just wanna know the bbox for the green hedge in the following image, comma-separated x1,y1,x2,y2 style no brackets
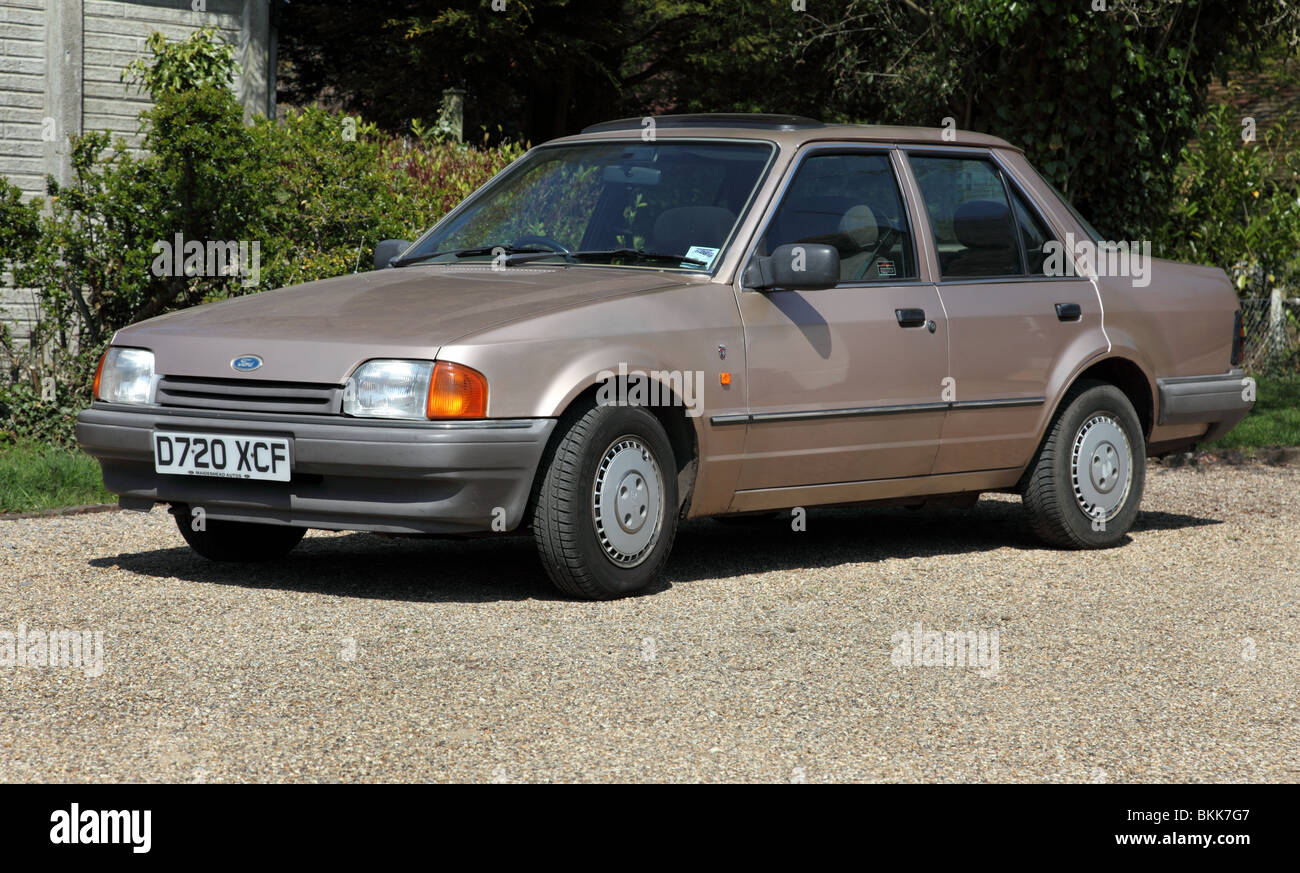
1160,103,1300,297
0,29,523,447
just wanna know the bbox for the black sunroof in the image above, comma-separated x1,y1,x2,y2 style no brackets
583,114,824,133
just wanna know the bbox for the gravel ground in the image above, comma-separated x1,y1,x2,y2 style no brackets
1,464,1296,783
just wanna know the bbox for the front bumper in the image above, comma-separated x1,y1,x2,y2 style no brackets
1156,369,1254,444
76,404,556,534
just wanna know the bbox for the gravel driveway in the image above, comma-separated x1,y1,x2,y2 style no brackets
1,464,1296,783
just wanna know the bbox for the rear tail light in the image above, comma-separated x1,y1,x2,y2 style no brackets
1231,310,1244,366
426,361,488,419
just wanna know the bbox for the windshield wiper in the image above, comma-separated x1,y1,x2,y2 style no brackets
391,245,550,268
394,245,710,269
506,248,709,267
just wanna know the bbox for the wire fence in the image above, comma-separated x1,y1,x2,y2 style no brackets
1240,294,1300,375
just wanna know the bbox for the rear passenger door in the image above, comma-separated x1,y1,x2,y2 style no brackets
905,150,1102,474
733,148,949,491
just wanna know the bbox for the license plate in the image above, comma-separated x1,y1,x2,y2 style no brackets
153,431,291,482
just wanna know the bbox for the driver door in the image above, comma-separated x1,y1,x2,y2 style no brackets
734,148,949,493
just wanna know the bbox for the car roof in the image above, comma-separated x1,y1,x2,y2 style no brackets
547,113,1019,152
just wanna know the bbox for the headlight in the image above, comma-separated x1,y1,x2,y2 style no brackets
343,359,488,419
344,360,435,419
95,348,155,405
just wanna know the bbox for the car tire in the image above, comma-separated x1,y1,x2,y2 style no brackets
172,505,306,562
531,404,679,599
1021,381,1146,549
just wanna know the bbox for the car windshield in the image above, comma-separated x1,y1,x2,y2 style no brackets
398,140,774,272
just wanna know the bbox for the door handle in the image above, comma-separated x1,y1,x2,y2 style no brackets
895,308,927,328
1055,302,1082,321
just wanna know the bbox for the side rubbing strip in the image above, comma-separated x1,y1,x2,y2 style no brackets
710,397,1044,426
949,397,1045,410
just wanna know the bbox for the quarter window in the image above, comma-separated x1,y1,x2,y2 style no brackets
1010,188,1054,275
760,152,917,283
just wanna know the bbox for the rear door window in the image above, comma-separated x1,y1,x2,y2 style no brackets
908,155,1022,279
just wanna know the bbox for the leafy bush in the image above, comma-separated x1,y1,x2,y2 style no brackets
801,0,1300,242
1160,103,1300,295
245,109,523,290
0,28,524,447
0,379,83,446
121,25,236,94
0,179,41,264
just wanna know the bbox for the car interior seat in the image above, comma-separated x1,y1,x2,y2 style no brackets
941,199,1020,277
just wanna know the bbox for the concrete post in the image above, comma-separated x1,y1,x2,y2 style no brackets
238,0,274,121
43,0,84,190
441,88,466,143
1269,287,1285,365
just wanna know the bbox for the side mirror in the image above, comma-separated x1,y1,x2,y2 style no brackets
374,239,411,269
743,243,839,291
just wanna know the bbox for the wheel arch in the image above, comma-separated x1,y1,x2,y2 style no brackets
1019,354,1155,489
1046,354,1154,441
1068,356,1155,438
525,375,702,527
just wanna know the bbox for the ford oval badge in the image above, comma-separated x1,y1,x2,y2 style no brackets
231,355,263,373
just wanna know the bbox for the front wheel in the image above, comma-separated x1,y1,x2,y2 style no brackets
1021,382,1146,548
171,505,306,562
531,404,679,599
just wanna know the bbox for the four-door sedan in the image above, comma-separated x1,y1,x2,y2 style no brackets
77,114,1253,598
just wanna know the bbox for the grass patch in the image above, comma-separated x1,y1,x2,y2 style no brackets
1206,374,1300,450
0,443,112,514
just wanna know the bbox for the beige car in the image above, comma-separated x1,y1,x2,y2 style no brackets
77,114,1253,598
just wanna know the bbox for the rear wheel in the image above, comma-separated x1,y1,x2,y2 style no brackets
171,505,306,562
1021,382,1145,548
531,404,679,599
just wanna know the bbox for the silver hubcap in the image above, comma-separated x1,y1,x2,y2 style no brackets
592,436,664,567
1071,414,1133,522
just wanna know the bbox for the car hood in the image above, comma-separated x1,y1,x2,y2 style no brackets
113,265,698,384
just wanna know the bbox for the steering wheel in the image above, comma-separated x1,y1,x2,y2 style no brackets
513,235,573,256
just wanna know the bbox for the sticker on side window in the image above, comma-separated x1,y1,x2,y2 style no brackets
683,245,719,269
875,258,897,278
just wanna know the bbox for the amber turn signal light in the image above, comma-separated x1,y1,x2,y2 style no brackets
92,351,107,401
426,361,488,419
